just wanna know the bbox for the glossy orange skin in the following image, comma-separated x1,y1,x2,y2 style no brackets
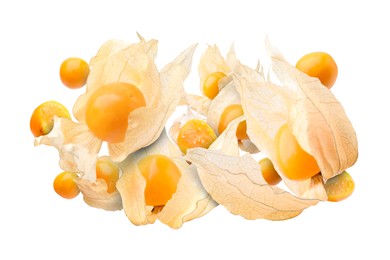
30,101,71,137
138,155,181,207
53,172,80,199
325,171,355,202
177,119,217,154
259,158,282,185
60,57,90,89
218,104,248,140
203,72,226,99
96,157,120,193
274,124,320,181
85,82,146,143
296,52,338,89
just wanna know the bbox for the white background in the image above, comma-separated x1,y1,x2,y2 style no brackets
1,0,388,259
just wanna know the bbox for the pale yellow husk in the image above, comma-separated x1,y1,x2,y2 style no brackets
117,130,217,229
233,40,358,200
71,35,196,162
186,117,319,220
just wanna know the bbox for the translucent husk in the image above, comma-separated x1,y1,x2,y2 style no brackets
70,35,197,162
233,40,358,199
186,117,319,220
117,130,217,229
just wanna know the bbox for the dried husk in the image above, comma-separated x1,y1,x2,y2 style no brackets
35,117,99,181
70,35,196,162
73,36,159,120
234,41,358,200
117,130,217,229
76,178,122,211
181,94,211,116
186,118,318,220
267,42,358,181
236,74,328,200
227,45,265,82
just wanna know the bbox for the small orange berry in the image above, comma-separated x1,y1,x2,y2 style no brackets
296,52,338,89
203,72,226,99
218,104,248,140
30,101,71,137
259,158,282,185
60,57,90,89
53,172,80,199
325,171,355,202
177,119,217,154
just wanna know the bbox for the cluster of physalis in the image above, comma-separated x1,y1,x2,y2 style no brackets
30,34,358,229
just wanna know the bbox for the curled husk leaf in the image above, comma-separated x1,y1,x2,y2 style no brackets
35,118,122,210
116,130,217,229
234,40,358,199
186,117,318,220
69,35,196,162
35,117,99,180
76,178,122,211
180,94,211,116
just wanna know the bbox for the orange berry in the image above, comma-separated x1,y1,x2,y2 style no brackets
259,158,282,185
274,124,320,181
60,57,90,89
325,171,355,202
296,52,338,89
30,101,71,137
218,104,248,140
177,119,217,154
85,82,146,143
203,72,226,99
53,172,80,199
138,155,181,207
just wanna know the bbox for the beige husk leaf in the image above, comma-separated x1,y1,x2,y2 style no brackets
76,178,122,211
181,94,211,116
117,130,217,229
186,118,318,220
69,35,196,162
35,117,99,180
